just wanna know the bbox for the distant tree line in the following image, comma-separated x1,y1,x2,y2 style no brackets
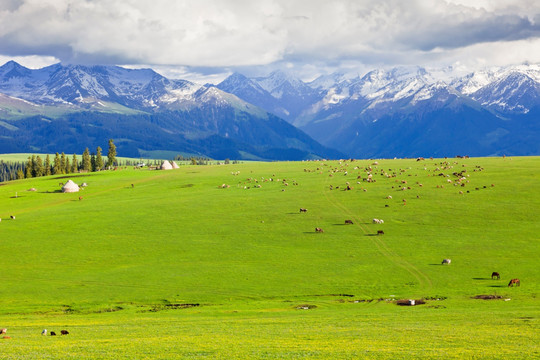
172,154,240,165
0,139,118,182
0,161,26,182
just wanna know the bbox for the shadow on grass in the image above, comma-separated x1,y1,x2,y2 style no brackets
487,285,507,288
428,264,443,266
39,190,63,194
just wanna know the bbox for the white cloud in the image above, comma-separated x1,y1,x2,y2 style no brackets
0,0,539,80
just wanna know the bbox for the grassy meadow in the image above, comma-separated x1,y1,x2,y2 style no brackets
0,155,538,359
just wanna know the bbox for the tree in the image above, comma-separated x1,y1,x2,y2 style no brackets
107,139,117,168
34,155,44,177
71,154,78,173
82,148,91,171
65,157,71,174
60,152,67,174
53,153,61,174
17,169,24,180
91,153,96,172
25,156,33,178
45,154,51,176
95,147,104,171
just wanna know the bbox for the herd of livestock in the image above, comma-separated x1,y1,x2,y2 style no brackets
222,157,522,290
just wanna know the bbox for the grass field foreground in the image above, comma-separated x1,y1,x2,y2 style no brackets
0,156,538,358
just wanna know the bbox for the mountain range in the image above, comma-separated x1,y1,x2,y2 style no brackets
218,65,540,158
0,61,341,160
1,60,539,159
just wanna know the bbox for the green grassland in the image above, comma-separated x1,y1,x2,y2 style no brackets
0,156,538,359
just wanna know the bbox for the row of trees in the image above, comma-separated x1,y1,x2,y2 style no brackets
19,139,117,180
0,161,26,182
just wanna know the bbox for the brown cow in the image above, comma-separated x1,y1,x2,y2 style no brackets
491,272,500,280
344,220,353,225
377,230,384,235
508,278,520,287
299,208,307,213
0,328,6,335
315,227,324,233
79,196,83,201
61,330,69,335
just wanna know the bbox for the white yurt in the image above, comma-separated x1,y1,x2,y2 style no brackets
161,161,173,170
62,180,80,193
171,161,179,169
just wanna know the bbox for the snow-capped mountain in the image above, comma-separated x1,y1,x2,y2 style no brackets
1,60,539,158
219,64,540,157
0,61,342,160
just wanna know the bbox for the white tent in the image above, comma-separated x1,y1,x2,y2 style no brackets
62,180,80,193
161,161,173,170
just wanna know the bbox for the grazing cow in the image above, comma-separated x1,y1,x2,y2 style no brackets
299,208,308,213
41,329,47,336
442,259,451,265
50,331,56,336
79,196,83,201
10,215,15,220
315,227,324,233
508,278,520,287
491,272,500,280
131,183,134,188
377,230,384,235
345,220,353,225
61,330,69,335
0,328,6,335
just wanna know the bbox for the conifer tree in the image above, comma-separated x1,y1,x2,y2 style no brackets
45,154,51,176
17,169,24,180
60,152,67,174
82,148,91,171
25,156,33,178
65,157,71,174
91,153,96,172
71,154,78,173
53,153,61,175
35,155,44,177
107,139,117,168
95,147,104,171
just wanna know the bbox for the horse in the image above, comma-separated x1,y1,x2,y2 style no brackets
299,208,307,213
508,278,520,287
491,272,500,280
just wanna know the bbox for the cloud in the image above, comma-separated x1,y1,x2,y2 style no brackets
0,0,539,78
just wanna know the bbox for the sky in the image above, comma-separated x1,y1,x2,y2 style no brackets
1,0,539,83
